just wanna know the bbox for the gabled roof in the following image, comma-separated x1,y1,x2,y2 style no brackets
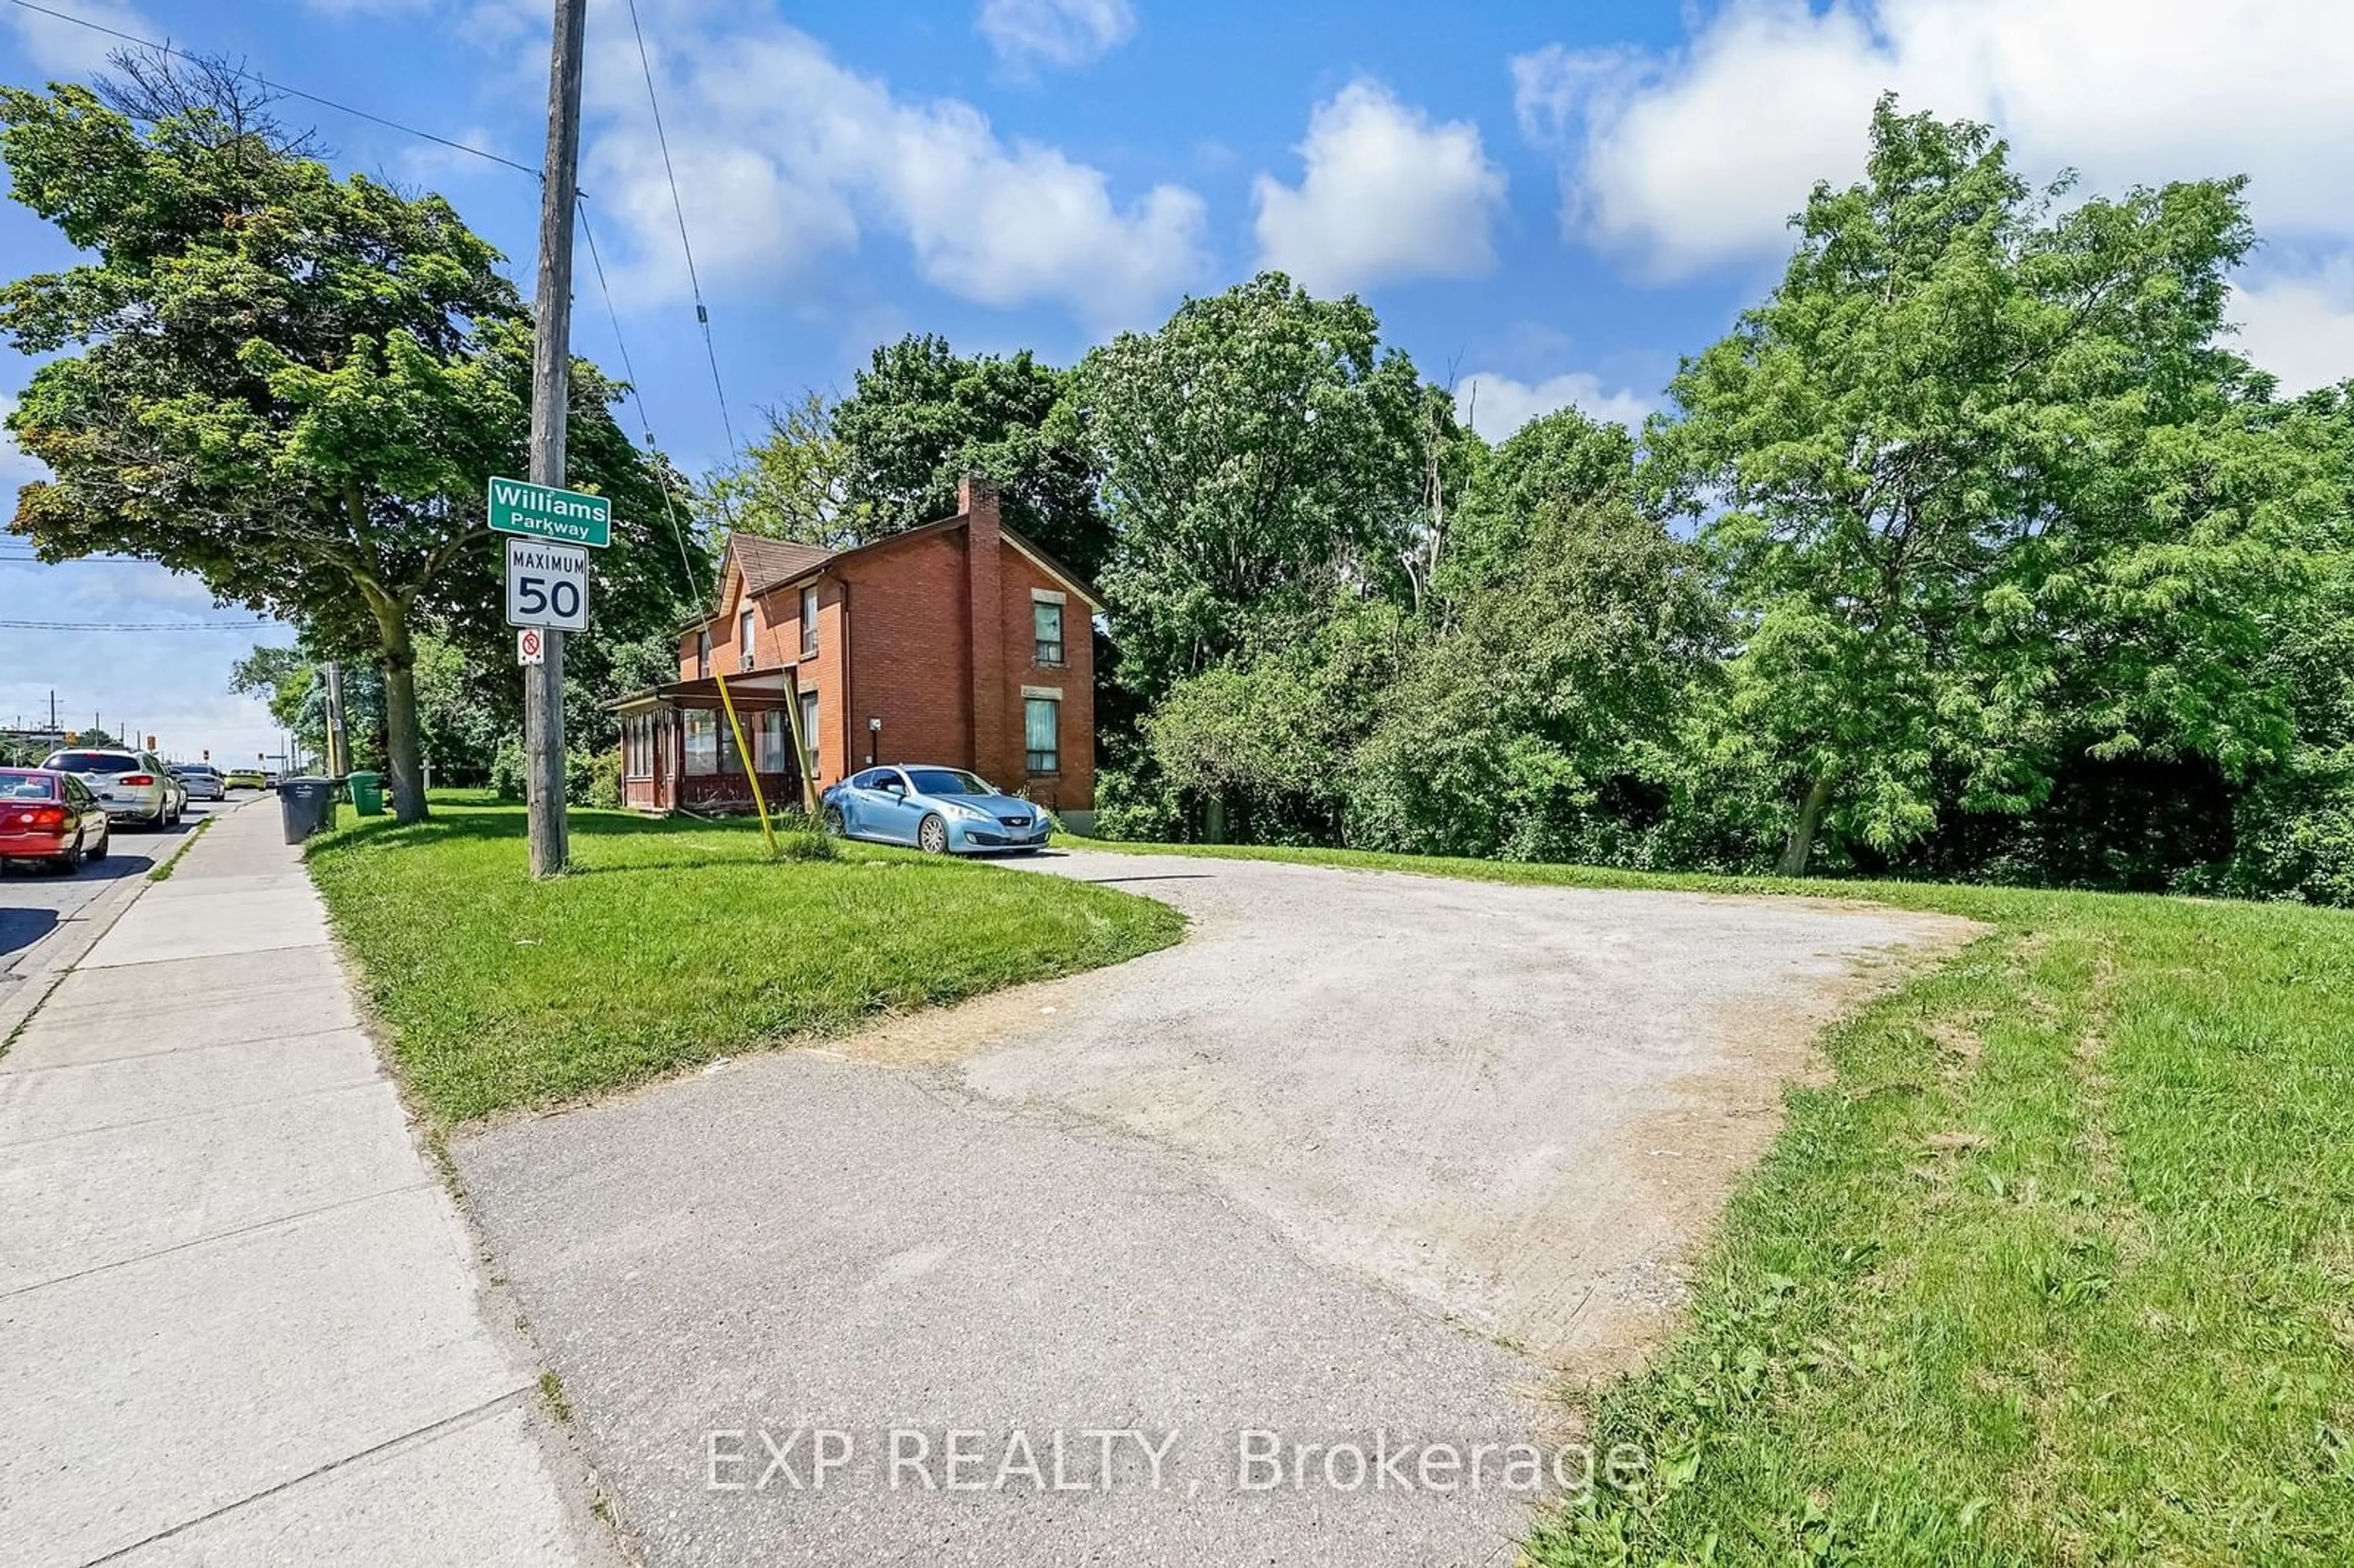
696,509,1105,627
728,534,836,597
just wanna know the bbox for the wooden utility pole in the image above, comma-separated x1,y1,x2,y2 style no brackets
525,0,587,877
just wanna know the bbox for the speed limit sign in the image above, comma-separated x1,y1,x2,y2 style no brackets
505,536,590,631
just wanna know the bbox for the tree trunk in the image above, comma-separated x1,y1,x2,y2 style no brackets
1778,773,1835,877
371,595,428,824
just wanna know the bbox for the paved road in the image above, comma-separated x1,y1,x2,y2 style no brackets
0,797,240,1021
455,849,1970,1568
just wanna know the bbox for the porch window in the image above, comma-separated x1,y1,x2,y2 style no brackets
623,715,650,780
684,709,718,776
739,607,756,671
800,585,819,657
1024,696,1059,775
758,709,788,772
1033,599,1064,666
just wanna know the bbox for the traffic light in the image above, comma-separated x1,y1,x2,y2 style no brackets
202,748,210,761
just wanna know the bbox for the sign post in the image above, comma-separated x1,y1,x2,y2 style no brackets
519,0,588,878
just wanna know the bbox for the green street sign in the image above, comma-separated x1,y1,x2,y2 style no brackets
488,476,611,548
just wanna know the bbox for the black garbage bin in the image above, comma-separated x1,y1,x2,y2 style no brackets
276,776,340,844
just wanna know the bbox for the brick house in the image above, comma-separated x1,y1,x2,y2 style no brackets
609,477,1100,830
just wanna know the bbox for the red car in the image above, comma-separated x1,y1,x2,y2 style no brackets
0,767,111,872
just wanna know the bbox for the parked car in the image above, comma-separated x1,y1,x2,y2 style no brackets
173,763,227,802
40,747,186,828
0,766,109,872
223,766,267,791
820,765,1050,854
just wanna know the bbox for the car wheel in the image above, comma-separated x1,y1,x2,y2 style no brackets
821,805,847,837
88,825,109,862
55,834,84,875
917,813,949,854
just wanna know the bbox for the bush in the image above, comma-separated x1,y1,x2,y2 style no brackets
488,738,619,812
489,735,526,801
582,747,621,809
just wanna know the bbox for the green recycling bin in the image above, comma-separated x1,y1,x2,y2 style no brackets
347,771,386,816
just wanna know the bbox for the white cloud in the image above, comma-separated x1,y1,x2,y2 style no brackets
977,0,1137,71
1456,370,1650,442
1252,80,1506,296
1,0,156,76
1515,0,2354,280
2232,263,2354,396
583,11,1206,327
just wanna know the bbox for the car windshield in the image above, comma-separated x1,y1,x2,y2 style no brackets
907,768,994,796
47,751,138,774
1,771,58,800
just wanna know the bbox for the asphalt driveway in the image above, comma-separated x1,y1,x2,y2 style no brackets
453,850,1971,1567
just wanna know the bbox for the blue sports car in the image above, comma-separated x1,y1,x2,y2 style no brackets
820,765,1052,854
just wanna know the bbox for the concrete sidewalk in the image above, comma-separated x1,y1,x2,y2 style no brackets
0,799,603,1566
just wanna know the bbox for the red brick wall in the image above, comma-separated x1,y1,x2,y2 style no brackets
996,539,1095,813
671,495,1097,812
837,530,973,782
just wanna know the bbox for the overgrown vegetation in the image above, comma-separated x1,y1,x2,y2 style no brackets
720,98,2354,904
304,800,1183,1122
1062,834,2354,1565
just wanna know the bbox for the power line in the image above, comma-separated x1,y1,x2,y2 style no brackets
2,0,538,178
623,0,740,460
0,552,162,564
576,199,712,607
0,618,275,631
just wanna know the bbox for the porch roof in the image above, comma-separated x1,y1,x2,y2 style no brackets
604,667,801,714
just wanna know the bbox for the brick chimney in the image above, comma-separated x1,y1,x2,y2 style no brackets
961,475,1011,783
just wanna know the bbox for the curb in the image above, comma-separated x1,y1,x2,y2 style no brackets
0,799,254,1049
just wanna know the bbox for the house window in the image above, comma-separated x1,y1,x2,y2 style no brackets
799,690,820,777
696,630,712,679
624,715,650,780
1033,599,1065,666
800,585,819,657
739,607,756,671
1024,696,1059,775
758,709,788,772
684,709,718,776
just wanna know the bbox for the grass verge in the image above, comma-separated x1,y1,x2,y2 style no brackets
1064,835,2354,1565
305,801,1183,1124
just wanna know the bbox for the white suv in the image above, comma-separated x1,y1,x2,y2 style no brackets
42,748,188,829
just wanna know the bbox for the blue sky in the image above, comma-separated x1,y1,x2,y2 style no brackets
6,0,2353,761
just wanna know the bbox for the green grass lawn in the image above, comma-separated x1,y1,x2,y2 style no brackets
305,800,1183,1123
1065,836,2354,1565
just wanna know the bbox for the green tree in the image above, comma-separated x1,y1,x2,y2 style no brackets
829,333,1107,576
1442,406,1636,600
1647,96,2306,874
1144,598,1410,843
1351,502,1724,861
702,392,870,549
1,69,695,823
1081,273,1426,707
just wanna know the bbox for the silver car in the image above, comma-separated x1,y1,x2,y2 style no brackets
42,748,188,828
173,763,227,802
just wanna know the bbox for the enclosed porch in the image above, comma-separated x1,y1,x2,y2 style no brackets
609,671,812,816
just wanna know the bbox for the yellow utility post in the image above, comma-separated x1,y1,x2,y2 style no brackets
710,669,779,857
